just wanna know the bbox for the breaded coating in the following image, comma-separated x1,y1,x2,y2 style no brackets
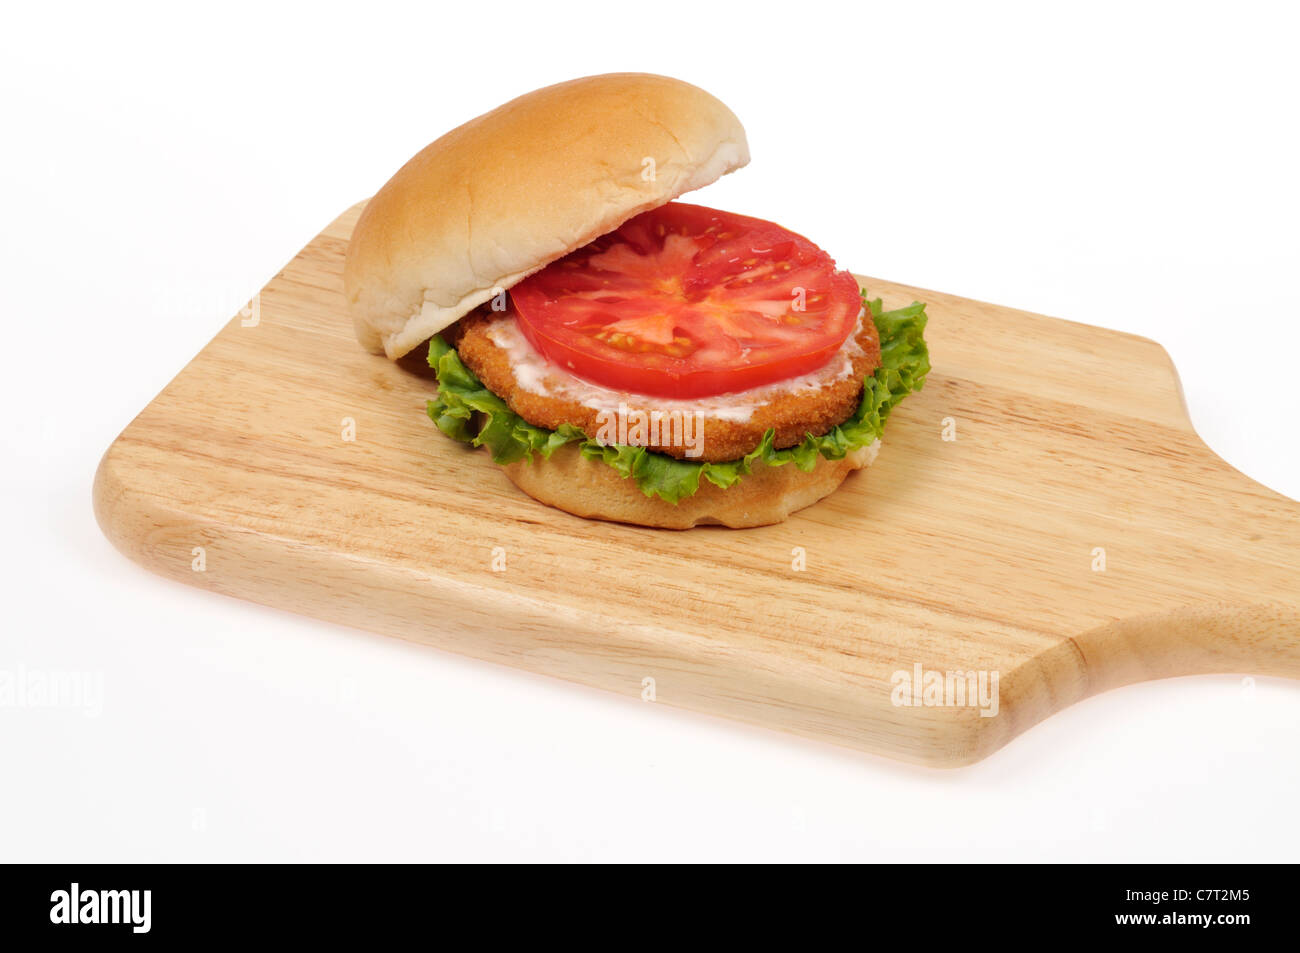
450,310,881,463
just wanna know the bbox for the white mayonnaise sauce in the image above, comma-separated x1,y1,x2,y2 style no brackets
483,309,866,423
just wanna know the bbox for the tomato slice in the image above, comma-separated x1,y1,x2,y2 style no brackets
508,203,862,398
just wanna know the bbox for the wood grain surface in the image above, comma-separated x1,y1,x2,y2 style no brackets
93,202,1300,766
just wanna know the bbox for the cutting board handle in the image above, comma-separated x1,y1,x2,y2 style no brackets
1072,603,1300,697
1077,448,1300,692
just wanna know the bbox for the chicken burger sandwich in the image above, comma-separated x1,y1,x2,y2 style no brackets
345,73,929,528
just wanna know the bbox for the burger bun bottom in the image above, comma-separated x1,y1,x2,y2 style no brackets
500,440,880,530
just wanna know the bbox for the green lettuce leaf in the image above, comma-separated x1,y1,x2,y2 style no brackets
426,292,930,503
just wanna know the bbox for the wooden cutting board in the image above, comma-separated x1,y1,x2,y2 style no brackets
93,202,1300,766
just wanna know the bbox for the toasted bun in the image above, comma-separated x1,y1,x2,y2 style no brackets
346,73,750,359
500,442,880,530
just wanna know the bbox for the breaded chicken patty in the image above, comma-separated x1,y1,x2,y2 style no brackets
450,308,882,463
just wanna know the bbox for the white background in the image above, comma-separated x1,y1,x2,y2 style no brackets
2,1,1297,862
